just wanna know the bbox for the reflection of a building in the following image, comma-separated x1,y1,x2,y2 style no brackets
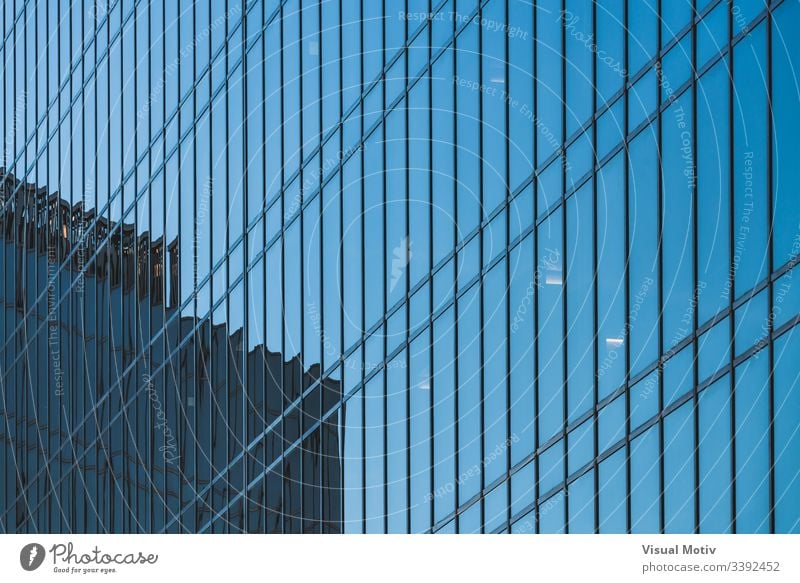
0,171,342,533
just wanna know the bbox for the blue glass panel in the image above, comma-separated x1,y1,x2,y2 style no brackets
628,128,660,375
661,1,692,47
481,0,507,217
365,372,385,533
567,180,595,421
596,0,625,106
539,439,564,496
733,23,769,298
566,130,593,190
628,0,658,75
597,153,626,398
734,355,771,533
537,158,563,215
433,309,456,522
697,60,732,323
484,484,508,533
408,79,431,289
342,156,363,349
699,375,733,533
599,395,626,456
628,69,657,130
772,0,800,268
538,209,565,443
662,91,695,350
661,34,692,102
432,49,455,265
599,448,627,532
732,0,766,35
458,286,483,503
410,332,432,532
568,470,595,533
484,209,507,267
387,352,408,533
536,0,563,164
773,268,800,330
631,426,660,533
511,462,536,517
456,21,481,238
564,0,593,136
597,97,624,161
510,235,536,464
567,419,594,476
386,107,408,308
483,260,508,484
664,345,694,407
698,2,728,68
698,317,731,382
734,289,768,356
343,390,364,533
630,371,659,430
460,501,482,534
511,509,536,534
539,490,566,534
509,185,534,243
457,236,480,291
664,402,695,533
774,331,800,532
433,259,455,314
363,129,385,331
509,0,534,189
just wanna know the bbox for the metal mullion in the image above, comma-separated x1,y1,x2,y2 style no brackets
31,0,41,536
277,0,285,534
691,0,700,535
727,0,737,535
338,0,345,534
452,0,460,532
766,1,775,535
476,0,485,533
155,0,165,533
403,0,411,534
591,0,599,536
656,0,666,536
224,1,233,534
560,0,569,535
358,0,366,535
504,0,513,534
316,0,324,535
37,0,50,534
262,0,271,530
190,0,198,535
238,0,250,529
99,0,109,534
426,0,434,533
297,0,305,534
532,0,540,535
89,4,99,530
381,0,388,536
171,0,179,532
622,0,631,535
129,0,138,534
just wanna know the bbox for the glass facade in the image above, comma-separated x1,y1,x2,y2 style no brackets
1,0,799,534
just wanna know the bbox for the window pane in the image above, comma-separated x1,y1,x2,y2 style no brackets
774,331,800,533
735,355,770,532
537,209,564,443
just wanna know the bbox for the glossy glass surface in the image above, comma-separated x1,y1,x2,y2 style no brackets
0,0,797,535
